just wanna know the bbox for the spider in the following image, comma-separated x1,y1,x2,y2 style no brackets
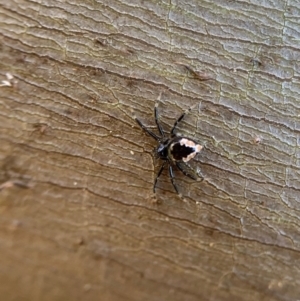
135,104,203,195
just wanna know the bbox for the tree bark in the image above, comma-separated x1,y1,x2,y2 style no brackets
0,0,300,300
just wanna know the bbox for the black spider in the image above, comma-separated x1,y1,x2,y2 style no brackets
136,104,203,195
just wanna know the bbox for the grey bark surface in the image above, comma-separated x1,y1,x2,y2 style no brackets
0,0,300,300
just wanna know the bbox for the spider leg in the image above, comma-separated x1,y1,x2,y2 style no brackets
154,104,164,137
136,118,160,141
168,164,179,194
176,162,198,181
171,107,192,135
153,161,167,192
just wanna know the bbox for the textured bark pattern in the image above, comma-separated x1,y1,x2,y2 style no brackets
0,0,300,300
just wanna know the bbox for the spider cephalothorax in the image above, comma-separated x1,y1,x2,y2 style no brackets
136,104,203,194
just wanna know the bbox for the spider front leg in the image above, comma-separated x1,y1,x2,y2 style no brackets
135,118,160,141
153,161,167,192
154,104,164,137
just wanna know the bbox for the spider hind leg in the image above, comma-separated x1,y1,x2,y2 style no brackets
176,161,199,181
168,164,179,194
171,107,192,135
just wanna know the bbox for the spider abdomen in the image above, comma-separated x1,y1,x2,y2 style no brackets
169,137,203,162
